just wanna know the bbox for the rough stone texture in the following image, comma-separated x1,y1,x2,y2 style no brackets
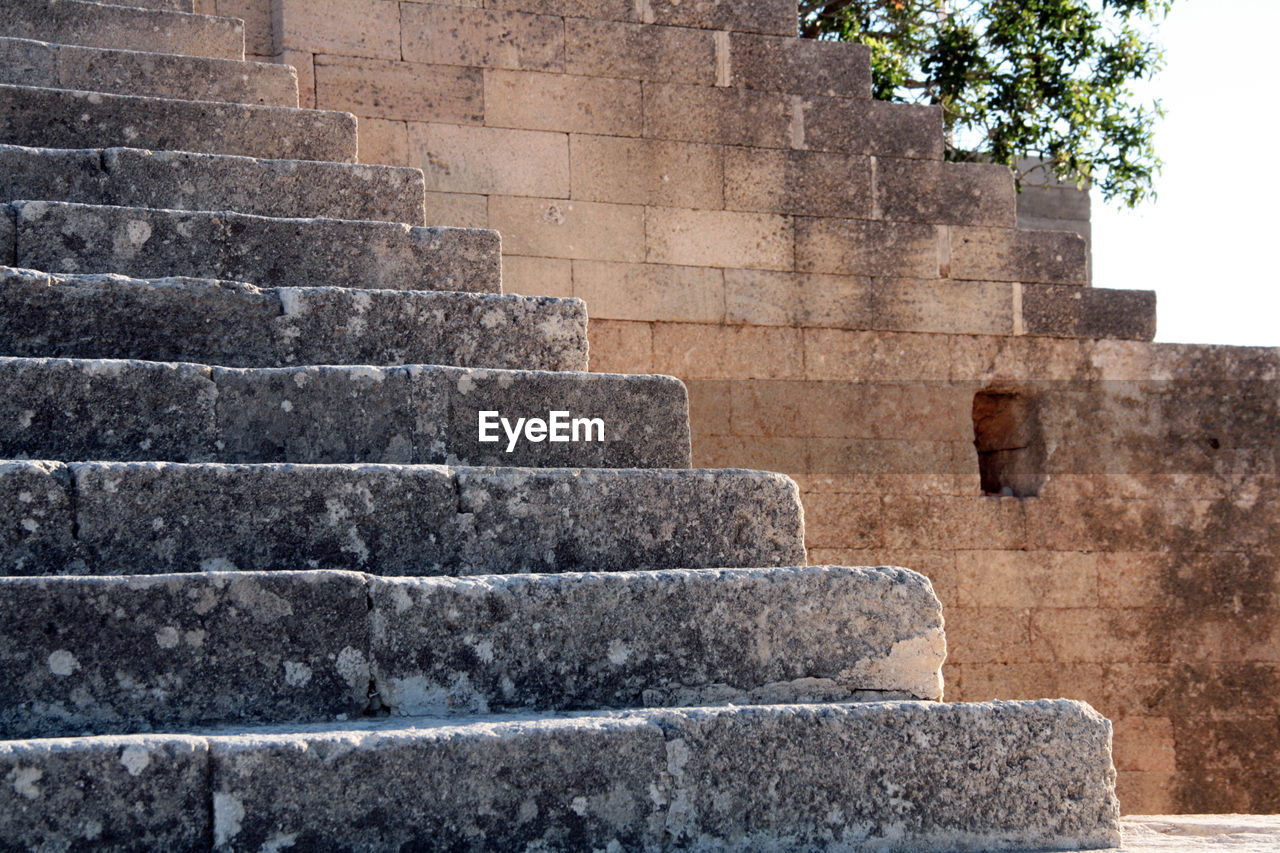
0,0,244,61
0,571,371,737
0,356,218,462
0,463,805,577
804,99,944,159
370,565,944,716
203,700,1118,851
0,85,355,162
875,158,1017,228
0,268,586,369
1115,815,1280,851
1022,284,1157,341
0,37,297,106
0,734,210,851
11,201,500,293
729,34,871,97
950,225,1089,285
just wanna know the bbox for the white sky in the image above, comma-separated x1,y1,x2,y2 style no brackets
1091,0,1280,347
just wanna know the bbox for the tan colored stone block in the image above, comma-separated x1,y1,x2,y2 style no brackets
876,159,1016,227
729,34,870,98
643,83,793,148
412,126,568,197
315,56,483,124
219,0,273,56
801,491,883,549
573,260,723,323
943,606,1034,665
356,116,409,166
1115,770,1178,815
489,196,644,262
950,226,1088,285
275,0,401,59
424,191,489,228
646,208,793,271
693,435,809,475
402,4,564,71
1113,716,1177,773
685,379,732,437
564,19,716,85
570,135,722,209
801,439,970,478
949,662,1106,706
795,217,940,278
485,71,641,136
651,323,803,380
724,269,798,326
725,148,871,218
796,472,975,498
880,495,1028,551
802,98,943,159
503,255,573,298
802,328,955,382
805,549,957,604
800,275,1013,335
271,50,306,108
1030,608,1151,664
956,550,1099,610
586,319,652,373
728,381,970,441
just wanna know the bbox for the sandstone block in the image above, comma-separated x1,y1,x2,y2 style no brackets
314,56,483,124
501,254,573,297
564,19,716,85
489,196,645,262
424,191,488,228
402,4,565,71
411,124,568,197
274,0,399,59
646,207,793,271
586,319,653,373
12,201,501,293
0,460,74,576
725,148,872,217
796,216,940,278
804,98,943,158
0,84,356,162
0,734,209,850
951,226,1088,285
570,134,723,208
652,322,804,380
0,571,371,737
803,328,957,381
356,116,409,166
1022,284,1157,340
573,260,723,323
796,273,1013,335
956,549,1100,609
1,0,243,60
486,70,641,136
729,34,871,97
644,82,793,148
876,158,1016,227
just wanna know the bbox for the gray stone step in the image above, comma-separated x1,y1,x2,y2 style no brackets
0,360,691,466
102,0,194,13
0,84,355,162
6,201,498,292
0,268,585,370
0,37,297,106
0,565,940,737
0,145,423,223
0,0,243,60
1,462,785,577
0,701,1121,851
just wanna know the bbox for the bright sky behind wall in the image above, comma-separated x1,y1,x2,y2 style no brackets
1091,0,1280,347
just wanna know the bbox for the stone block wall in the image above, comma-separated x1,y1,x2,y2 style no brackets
218,0,1278,814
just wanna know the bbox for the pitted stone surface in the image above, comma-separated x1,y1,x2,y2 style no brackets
0,356,218,462
0,0,243,60
0,571,371,737
0,85,354,162
452,466,797,572
0,267,587,370
11,201,499,292
370,565,944,716
0,463,804,576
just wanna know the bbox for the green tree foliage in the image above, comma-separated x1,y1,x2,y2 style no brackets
799,0,1172,206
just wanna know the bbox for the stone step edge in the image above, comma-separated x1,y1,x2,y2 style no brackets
0,700,1121,853
1,461,796,576
0,265,588,370
0,564,944,738
2,0,245,62
0,142,425,224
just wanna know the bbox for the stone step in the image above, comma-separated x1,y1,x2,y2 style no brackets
0,144,425,227
102,0,194,13
0,564,940,737
0,268,586,370
0,701,1121,851
1,462,786,576
0,0,243,61
0,85,355,162
0,37,297,106
5,201,498,293
0,360,691,466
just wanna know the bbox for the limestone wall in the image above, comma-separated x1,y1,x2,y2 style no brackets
223,0,1278,814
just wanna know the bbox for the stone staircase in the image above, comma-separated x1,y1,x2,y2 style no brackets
0,1,1121,849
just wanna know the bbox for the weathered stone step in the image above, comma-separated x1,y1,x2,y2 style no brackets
0,268,585,370
0,145,423,223
0,85,354,162
0,565,941,737
104,0,193,13
0,37,297,106
1,0,243,61
4,201,498,292
1,462,785,576
0,701,1120,851
0,360,690,467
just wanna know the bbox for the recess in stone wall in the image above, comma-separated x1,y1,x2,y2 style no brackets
972,388,1045,498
